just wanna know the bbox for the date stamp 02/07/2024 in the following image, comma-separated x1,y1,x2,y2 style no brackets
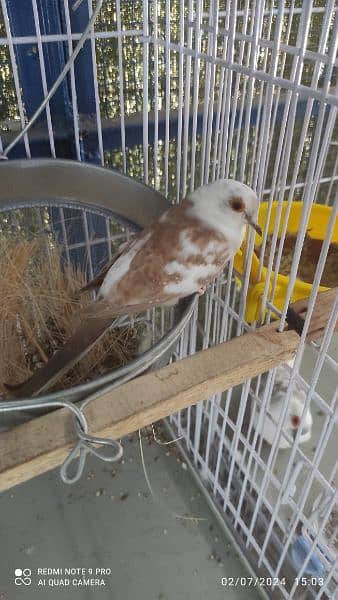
220,576,324,589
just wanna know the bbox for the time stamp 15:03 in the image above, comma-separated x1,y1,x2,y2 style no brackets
220,577,324,588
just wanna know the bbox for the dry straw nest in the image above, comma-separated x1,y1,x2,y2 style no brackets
0,237,141,397
256,233,338,288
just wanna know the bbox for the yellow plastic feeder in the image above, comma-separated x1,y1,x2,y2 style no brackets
234,201,338,323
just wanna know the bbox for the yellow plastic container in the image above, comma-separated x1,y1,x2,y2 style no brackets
234,201,338,323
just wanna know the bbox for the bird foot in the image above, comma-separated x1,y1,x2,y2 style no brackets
197,285,207,296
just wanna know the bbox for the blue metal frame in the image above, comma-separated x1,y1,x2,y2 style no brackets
4,0,107,264
4,0,74,157
2,3,324,165
4,0,106,163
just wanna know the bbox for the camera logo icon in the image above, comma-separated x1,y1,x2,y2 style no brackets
14,568,32,586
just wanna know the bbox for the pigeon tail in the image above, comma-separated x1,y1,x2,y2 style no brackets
4,297,175,398
4,301,117,398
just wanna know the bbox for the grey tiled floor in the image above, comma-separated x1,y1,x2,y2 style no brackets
0,429,261,600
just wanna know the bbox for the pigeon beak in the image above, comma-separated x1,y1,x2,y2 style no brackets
245,213,262,236
245,213,263,237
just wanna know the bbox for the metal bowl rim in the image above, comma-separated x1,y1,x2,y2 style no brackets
0,159,196,402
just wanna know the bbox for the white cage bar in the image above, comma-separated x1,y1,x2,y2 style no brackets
0,0,337,598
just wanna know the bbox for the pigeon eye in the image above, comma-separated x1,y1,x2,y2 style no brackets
229,197,245,212
291,415,301,428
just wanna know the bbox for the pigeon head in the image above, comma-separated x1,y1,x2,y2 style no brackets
289,396,313,443
189,179,261,239
222,180,261,236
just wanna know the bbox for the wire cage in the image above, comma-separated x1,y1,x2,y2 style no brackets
0,0,338,598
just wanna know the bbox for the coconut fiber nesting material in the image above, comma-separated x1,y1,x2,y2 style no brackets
0,237,141,396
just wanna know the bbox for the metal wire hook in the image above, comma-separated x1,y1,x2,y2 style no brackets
60,409,123,484
61,433,123,485
60,440,89,484
0,395,123,484
0,396,98,483
76,426,123,463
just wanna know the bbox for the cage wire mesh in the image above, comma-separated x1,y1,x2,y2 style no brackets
0,0,338,597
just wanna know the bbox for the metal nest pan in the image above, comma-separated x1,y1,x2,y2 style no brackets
0,159,196,410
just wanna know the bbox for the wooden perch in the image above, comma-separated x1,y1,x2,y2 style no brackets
287,288,337,342
0,287,336,492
